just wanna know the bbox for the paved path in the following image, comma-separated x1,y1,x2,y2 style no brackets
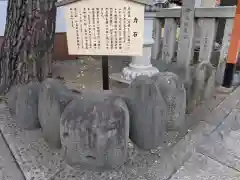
0,130,25,180
170,87,240,180
0,86,240,180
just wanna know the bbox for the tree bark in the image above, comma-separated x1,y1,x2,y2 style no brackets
0,0,57,94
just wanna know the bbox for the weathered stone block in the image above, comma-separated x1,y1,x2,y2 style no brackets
38,78,77,148
151,61,193,87
127,75,167,150
151,72,186,131
152,60,217,113
60,94,129,171
6,85,19,116
15,82,41,130
187,62,216,112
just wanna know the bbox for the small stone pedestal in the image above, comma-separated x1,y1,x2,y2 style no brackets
110,17,159,84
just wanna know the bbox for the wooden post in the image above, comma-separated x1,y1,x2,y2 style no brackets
222,0,240,88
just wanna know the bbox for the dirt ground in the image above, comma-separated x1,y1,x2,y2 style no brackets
52,56,131,91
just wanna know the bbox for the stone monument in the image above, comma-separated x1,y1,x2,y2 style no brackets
38,78,77,148
126,75,168,150
60,92,130,171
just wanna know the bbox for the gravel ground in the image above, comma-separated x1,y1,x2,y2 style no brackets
52,56,131,91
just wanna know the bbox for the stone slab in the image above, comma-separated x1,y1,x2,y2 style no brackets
0,131,25,180
170,153,240,180
203,87,240,126
145,121,216,180
182,91,227,133
197,109,240,171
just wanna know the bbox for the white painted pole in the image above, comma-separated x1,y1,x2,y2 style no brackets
122,17,159,81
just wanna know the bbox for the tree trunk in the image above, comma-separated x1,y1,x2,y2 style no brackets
0,0,57,94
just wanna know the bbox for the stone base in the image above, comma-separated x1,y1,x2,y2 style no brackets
217,86,234,94
110,73,132,84
122,65,159,81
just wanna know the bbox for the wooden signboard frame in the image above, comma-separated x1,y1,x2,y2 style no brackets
56,0,148,90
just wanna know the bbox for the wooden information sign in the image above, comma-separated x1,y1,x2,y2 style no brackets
64,0,145,56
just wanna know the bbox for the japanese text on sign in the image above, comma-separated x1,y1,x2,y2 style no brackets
65,0,144,56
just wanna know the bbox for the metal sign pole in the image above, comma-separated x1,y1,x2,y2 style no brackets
102,56,109,90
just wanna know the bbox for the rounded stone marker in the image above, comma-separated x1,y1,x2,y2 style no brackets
15,82,41,130
127,75,168,150
187,62,216,112
38,78,77,148
216,60,225,85
60,95,129,171
151,72,186,131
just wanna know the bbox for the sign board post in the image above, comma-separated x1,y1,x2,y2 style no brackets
102,56,109,90
58,0,147,90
